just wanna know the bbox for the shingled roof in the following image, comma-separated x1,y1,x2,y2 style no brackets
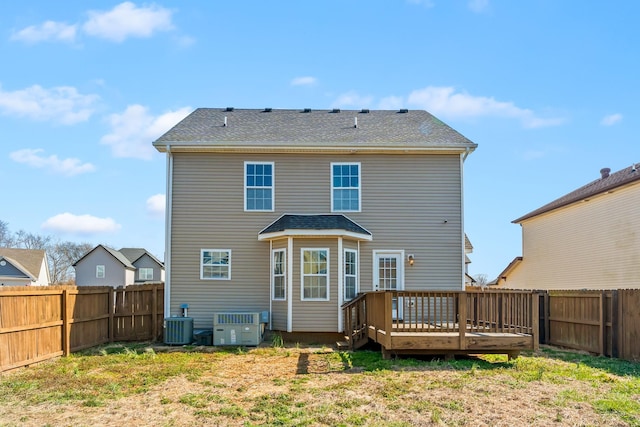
0,248,45,279
259,214,371,239
513,164,640,223
153,108,477,152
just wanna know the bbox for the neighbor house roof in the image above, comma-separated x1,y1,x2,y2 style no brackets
72,244,135,270
0,248,46,280
153,108,477,153
258,214,372,241
119,248,164,267
513,164,640,223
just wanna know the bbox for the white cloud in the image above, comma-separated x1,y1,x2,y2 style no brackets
406,86,565,128
601,113,622,126
42,213,121,234
291,76,317,86
101,104,191,160
0,84,99,124
468,0,489,13
10,149,95,176
83,2,174,42
146,194,166,218
11,20,77,43
332,91,374,109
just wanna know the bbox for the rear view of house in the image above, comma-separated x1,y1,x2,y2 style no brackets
154,108,477,333
73,245,164,287
0,248,50,286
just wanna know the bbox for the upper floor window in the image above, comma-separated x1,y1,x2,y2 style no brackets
331,163,360,212
201,249,231,280
138,268,153,281
96,265,105,279
245,162,274,211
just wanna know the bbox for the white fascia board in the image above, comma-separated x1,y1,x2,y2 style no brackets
258,229,372,242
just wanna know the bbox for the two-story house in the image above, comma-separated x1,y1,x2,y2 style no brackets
495,164,640,289
73,245,164,287
153,108,477,332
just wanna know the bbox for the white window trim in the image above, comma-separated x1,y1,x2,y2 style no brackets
200,249,232,280
96,265,105,279
331,162,361,212
344,248,358,301
138,268,153,281
272,248,286,301
244,161,275,212
300,248,330,301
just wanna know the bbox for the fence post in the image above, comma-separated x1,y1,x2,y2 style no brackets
611,290,619,358
598,291,605,356
61,289,71,356
532,292,539,351
108,288,115,343
152,284,158,341
458,292,466,350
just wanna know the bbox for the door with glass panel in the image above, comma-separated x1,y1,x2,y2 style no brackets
373,252,404,319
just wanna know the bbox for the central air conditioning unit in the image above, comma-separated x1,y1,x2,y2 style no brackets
163,317,193,345
213,312,266,346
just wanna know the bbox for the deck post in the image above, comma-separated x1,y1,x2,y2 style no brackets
384,291,393,349
458,292,466,350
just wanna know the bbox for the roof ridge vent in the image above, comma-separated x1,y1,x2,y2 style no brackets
263,108,272,112
398,108,409,113
331,108,341,113
302,108,311,113
600,167,611,179
225,107,234,112
360,109,370,113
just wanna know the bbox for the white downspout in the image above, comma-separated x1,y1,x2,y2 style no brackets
269,241,273,329
337,237,343,333
164,145,174,316
287,237,293,332
459,151,466,290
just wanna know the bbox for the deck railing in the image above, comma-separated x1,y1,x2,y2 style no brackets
343,290,537,350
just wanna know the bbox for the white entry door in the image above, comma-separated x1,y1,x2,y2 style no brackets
374,251,404,319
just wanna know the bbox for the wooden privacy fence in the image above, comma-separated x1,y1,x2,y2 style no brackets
0,283,164,373
538,289,640,361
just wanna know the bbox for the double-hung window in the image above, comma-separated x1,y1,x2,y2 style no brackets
301,249,329,300
331,163,360,212
344,249,358,301
245,162,274,211
272,249,286,300
201,249,231,280
96,265,105,279
138,268,153,281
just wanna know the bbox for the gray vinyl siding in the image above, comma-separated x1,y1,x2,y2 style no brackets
169,152,463,331
132,254,163,283
74,249,133,287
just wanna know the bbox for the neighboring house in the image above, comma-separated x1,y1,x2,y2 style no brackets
0,248,50,286
464,234,476,287
495,165,640,290
153,107,477,332
73,245,164,287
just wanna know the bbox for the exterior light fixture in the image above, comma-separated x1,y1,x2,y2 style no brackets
407,254,415,266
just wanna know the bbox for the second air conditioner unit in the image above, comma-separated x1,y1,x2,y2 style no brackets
213,312,266,346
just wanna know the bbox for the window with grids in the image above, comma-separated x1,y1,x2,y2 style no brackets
138,268,153,281
245,162,274,211
331,163,360,212
96,265,105,278
301,249,329,300
344,249,358,301
201,249,231,280
272,249,286,300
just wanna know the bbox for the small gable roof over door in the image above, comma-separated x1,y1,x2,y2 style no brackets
258,214,372,241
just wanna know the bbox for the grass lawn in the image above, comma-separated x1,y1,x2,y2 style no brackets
0,343,638,426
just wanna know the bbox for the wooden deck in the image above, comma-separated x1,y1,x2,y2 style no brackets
343,290,538,359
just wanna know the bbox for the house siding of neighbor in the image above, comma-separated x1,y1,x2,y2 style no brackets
496,165,640,290
0,248,50,286
73,245,164,287
154,108,476,331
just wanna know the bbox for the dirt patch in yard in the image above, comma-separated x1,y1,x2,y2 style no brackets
0,346,632,427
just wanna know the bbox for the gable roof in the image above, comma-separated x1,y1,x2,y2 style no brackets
258,214,372,241
118,248,164,267
0,248,46,280
153,108,477,153
513,164,640,223
73,244,135,270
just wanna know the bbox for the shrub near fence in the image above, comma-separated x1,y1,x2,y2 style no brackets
0,283,164,373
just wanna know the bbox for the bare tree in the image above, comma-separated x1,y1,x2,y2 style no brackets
49,241,93,283
14,230,52,250
0,220,14,247
473,274,489,287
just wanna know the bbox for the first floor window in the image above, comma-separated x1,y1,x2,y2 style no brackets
344,249,358,301
272,249,286,300
138,268,153,281
302,249,329,300
96,265,105,278
201,249,231,280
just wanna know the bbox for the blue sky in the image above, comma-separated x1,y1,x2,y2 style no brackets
1,1,638,280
